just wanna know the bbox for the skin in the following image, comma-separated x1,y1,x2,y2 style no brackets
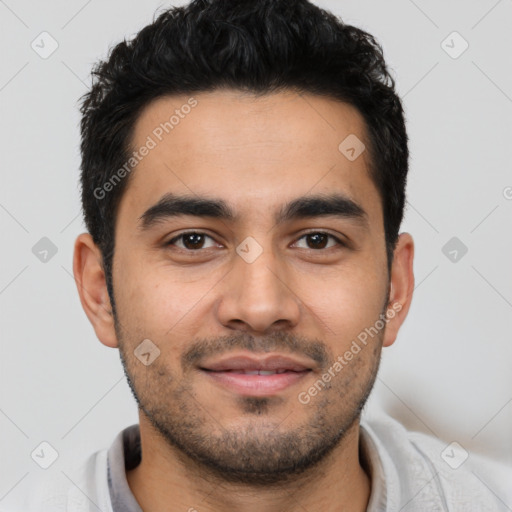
73,89,414,512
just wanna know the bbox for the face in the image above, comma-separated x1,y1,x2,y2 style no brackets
77,89,413,484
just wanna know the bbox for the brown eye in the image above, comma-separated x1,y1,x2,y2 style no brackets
294,232,343,250
167,232,217,250
306,233,328,249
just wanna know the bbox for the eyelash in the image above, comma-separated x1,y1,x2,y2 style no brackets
165,231,346,252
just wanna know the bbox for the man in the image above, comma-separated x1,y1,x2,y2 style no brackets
25,0,511,510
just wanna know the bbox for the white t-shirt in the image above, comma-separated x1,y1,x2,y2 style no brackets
22,414,512,511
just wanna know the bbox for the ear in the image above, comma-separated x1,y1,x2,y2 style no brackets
382,232,415,348
73,233,119,348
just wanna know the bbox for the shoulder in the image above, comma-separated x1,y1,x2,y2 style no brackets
361,414,512,512
23,448,112,512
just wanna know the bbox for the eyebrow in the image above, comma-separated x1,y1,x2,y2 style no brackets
138,192,369,231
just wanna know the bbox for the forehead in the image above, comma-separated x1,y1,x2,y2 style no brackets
118,89,382,229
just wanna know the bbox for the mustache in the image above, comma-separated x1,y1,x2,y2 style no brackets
181,331,330,371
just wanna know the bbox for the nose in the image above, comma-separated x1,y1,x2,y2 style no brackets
215,243,301,334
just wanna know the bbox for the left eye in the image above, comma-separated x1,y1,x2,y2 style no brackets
293,232,343,250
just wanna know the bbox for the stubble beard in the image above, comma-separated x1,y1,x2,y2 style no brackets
115,317,384,486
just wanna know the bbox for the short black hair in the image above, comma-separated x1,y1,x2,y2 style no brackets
79,0,409,312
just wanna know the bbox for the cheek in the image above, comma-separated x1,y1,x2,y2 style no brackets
114,255,216,341
305,258,387,342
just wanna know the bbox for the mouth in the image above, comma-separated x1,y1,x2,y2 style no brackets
206,369,299,375
198,354,314,396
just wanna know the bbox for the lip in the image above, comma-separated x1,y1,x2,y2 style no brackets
199,353,314,396
200,354,314,372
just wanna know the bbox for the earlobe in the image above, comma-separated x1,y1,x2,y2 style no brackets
73,233,119,348
382,232,415,348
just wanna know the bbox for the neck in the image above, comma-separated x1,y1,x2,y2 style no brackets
126,415,371,512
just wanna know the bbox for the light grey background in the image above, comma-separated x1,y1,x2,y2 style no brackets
1,0,511,507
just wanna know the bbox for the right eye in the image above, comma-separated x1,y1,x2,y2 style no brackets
166,231,221,251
